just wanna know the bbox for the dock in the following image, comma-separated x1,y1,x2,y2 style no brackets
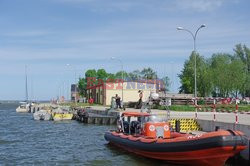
74,106,120,125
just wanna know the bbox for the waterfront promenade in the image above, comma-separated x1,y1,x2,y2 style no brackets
88,105,250,125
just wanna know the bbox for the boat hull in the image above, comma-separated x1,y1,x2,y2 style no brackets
16,107,29,113
104,131,247,166
52,113,73,121
33,110,52,120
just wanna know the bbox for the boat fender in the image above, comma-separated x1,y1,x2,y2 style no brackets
227,129,237,150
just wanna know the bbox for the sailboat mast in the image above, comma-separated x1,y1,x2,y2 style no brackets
25,65,28,102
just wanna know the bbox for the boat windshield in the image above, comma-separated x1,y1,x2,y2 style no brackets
121,113,167,124
146,115,166,123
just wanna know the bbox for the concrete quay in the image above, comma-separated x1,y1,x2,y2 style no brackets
74,106,119,125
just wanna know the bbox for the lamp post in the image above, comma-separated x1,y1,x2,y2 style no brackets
66,64,77,104
177,24,205,105
111,57,124,101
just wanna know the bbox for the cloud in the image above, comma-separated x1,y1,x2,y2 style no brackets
54,0,138,12
54,0,233,13
174,0,226,12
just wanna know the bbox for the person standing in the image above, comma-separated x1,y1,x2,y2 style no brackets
115,94,121,109
137,90,143,109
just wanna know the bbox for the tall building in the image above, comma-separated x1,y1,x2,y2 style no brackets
71,84,79,102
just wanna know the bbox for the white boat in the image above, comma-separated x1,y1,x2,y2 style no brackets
16,65,30,113
33,109,52,120
16,102,30,113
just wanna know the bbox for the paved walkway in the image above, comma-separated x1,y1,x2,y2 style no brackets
88,106,250,126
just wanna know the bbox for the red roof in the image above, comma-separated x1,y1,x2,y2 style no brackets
122,112,151,117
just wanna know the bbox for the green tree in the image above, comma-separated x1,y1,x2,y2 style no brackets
85,69,97,78
234,44,250,96
77,69,97,97
210,53,232,97
141,67,158,79
161,76,170,92
96,69,108,80
128,70,142,80
107,73,116,80
208,53,246,97
229,59,247,97
115,71,128,79
78,78,87,96
179,52,207,96
198,58,212,97
234,44,250,72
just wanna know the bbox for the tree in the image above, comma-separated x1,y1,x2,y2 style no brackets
208,53,246,97
234,44,250,96
78,78,87,96
96,69,108,80
179,52,207,96
85,69,97,78
198,58,212,97
234,44,250,72
161,76,170,92
128,70,142,80
210,53,232,97
141,67,158,79
229,59,247,97
115,71,128,80
107,73,116,80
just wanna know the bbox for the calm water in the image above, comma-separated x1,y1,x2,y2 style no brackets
0,102,167,166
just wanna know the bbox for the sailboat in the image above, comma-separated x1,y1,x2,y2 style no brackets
16,65,30,113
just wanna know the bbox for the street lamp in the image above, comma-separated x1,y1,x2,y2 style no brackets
66,64,77,104
177,24,206,105
111,57,124,101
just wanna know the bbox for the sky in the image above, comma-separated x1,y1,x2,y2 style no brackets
0,0,250,100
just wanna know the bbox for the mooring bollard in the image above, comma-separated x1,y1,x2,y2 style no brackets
175,120,180,132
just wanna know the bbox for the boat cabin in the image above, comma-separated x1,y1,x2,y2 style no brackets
119,112,171,139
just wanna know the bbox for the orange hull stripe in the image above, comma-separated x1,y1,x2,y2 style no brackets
112,143,246,166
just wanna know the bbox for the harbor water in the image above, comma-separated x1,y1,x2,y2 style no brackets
0,102,244,165
0,102,164,165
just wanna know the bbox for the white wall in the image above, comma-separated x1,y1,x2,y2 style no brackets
105,81,159,105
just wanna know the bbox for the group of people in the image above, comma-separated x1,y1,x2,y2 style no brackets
115,90,143,109
88,91,144,109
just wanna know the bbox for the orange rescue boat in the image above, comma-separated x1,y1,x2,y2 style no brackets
104,112,248,166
